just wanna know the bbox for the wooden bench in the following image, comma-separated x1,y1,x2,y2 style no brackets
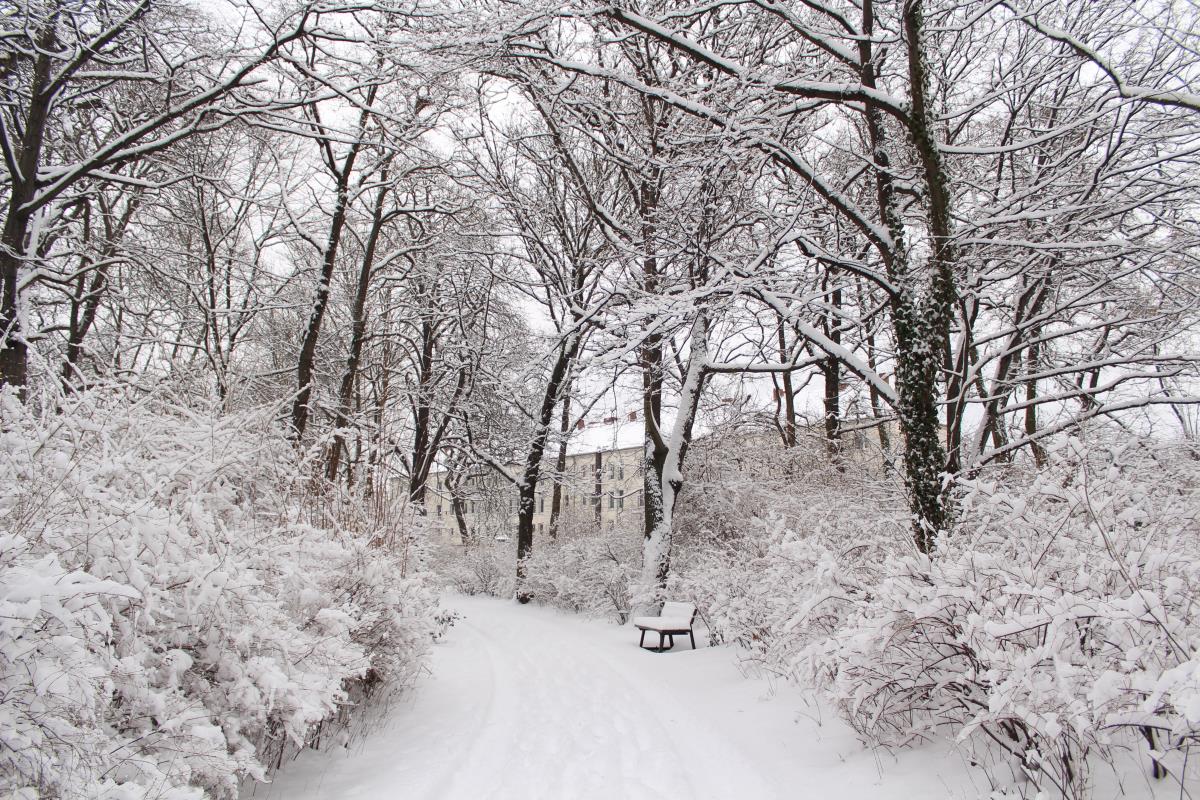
633,601,697,651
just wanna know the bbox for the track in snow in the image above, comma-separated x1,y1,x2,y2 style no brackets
250,595,979,800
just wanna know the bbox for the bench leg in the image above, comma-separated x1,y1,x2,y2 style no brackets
639,629,646,648
690,630,696,650
667,634,674,649
658,632,666,651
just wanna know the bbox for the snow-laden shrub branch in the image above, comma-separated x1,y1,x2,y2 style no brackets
522,524,641,623
674,433,1200,797
810,439,1199,798
0,389,437,799
434,522,641,623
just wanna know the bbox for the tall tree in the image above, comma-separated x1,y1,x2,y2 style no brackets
0,0,312,392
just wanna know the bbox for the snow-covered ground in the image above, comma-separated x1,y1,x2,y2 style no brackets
251,594,987,800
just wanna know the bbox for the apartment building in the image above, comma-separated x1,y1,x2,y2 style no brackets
425,442,645,543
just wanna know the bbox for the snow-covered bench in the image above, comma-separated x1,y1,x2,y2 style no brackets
633,601,697,651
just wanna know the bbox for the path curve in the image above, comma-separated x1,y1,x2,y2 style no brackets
251,594,977,800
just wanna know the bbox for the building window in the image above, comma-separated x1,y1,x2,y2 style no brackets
608,493,614,509
617,493,624,509
538,495,544,513
437,504,442,516
618,465,624,480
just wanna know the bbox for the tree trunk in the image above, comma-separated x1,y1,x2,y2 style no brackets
639,168,668,547
821,278,843,465
290,185,350,441
856,0,954,552
548,384,571,540
899,0,959,550
640,313,708,596
327,174,390,482
515,335,581,603
776,317,797,448
1025,335,1048,468
0,25,56,393
289,94,376,441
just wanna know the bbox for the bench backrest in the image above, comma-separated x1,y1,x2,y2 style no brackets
661,601,696,623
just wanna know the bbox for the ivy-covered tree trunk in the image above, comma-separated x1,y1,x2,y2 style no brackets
857,0,956,552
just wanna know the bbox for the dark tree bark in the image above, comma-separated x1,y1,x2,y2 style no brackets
515,334,581,603
776,317,798,448
855,0,955,552
0,22,57,394
547,384,571,540
290,87,378,441
327,169,391,482
638,169,669,546
821,276,843,465
1024,335,1048,468
896,0,960,550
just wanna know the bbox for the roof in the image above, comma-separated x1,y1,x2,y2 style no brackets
566,416,645,456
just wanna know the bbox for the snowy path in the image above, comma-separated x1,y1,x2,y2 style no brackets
251,595,979,800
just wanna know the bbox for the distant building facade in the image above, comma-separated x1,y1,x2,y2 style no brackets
425,444,645,543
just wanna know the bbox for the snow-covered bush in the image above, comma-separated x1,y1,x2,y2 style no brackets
436,538,516,598
0,389,436,799
432,521,641,623
673,509,896,668
522,523,641,622
677,433,1200,797
808,439,1200,798
670,428,905,662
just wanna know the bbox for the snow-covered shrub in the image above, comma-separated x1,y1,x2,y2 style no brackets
0,389,436,799
808,438,1200,798
673,509,897,667
670,429,905,663
435,539,516,598
522,523,641,622
432,522,641,623
673,426,901,548
672,429,1200,797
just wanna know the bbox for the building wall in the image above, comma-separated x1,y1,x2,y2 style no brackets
425,445,644,543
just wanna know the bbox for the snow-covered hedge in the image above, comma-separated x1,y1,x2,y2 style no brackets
521,524,641,623
0,390,436,800
438,538,516,599
435,523,640,623
675,435,1200,797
